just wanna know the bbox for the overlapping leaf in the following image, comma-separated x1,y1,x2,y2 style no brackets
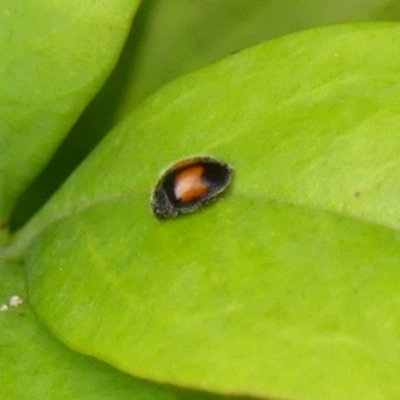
0,0,140,227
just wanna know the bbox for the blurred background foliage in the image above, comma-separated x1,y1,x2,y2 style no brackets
11,0,400,229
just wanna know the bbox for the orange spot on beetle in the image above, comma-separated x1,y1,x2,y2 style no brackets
151,157,233,220
174,166,208,202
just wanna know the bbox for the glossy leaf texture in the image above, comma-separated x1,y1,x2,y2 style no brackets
0,261,177,400
21,23,400,399
0,0,141,227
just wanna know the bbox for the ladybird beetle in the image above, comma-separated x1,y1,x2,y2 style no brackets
151,157,234,220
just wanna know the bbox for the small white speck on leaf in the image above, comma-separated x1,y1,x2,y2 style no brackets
1,304,8,312
9,295,23,307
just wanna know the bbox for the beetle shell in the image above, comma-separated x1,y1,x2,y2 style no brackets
151,157,233,220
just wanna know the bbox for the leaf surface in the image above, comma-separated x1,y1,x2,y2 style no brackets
20,23,400,399
0,261,177,400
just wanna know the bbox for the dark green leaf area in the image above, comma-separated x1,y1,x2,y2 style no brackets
26,197,400,400
0,261,176,400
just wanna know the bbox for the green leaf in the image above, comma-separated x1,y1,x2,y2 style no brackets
19,23,400,399
112,0,400,116
0,0,141,225
0,260,178,400
13,0,400,231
